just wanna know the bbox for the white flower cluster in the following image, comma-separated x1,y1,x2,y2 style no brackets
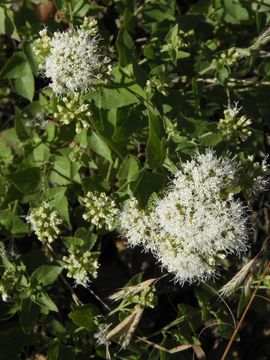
119,150,248,284
53,92,92,133
63,245,99,287
82,192,118,231
218,103,252,142
34,18,110,94
26,202,62,243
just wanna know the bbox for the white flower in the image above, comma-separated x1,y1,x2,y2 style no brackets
119,150,248,284
34,19,110,94
82,192,118,231
26,201,62,243
63,245,99,287
119,197,151,248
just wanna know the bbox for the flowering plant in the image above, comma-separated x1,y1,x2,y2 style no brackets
0,1,269,359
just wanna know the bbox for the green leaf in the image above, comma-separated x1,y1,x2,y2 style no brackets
62,236,84,248
15,110,31,141
35,291,58,312
117,155,141,186
7,167,41,194
14,71,35,101
88,132,113,163
146,105,166,169
68,304,98,331
0,7,20,40
31,264,63,287
50,156,80,185
223,0,249,23
216,67,229,84
116,30,135,67
74,228,97,249
46,187,71,228
1,52,30,78
91,86,142,109
0,210,28,236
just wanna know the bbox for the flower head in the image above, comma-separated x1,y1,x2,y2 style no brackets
53,92,92,133
63,245,99,287
26,201,62,243
82,192,118,231
34,18,110,94
119,150,248,284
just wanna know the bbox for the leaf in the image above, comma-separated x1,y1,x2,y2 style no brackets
46,187,71,227
14,71,35,101
216,67,229,84
146,105,166,169
68,304,98,331
223,0,249,23
62,236,84,248
116,30,135,67
15,110,31,141
0,7,20,40
31,264,63,287
117,155,141,186
0,210,28,236
50,156,80,185
1,52,30,78
92,86,141,109
88,131,113,163
74,228,97,249
35,291,58,312
7,167,41,194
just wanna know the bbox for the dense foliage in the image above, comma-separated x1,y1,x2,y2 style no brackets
0,1,270,359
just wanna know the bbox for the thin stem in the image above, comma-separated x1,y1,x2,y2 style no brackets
220,260,270,360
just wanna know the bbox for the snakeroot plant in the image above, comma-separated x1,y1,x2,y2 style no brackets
1,1,270,359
